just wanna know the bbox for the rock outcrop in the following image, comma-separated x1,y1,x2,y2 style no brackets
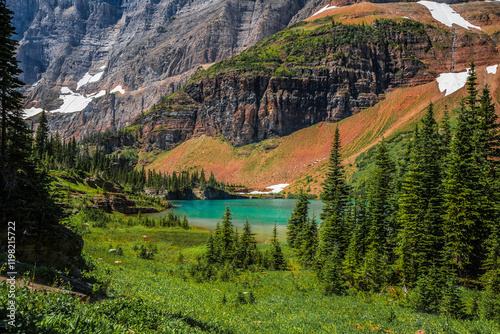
4,224,84,271
10,0,314,140
92,194,160,214
132,18,498,150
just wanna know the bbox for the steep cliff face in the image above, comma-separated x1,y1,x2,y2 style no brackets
10,0,312,139
132,17,498,150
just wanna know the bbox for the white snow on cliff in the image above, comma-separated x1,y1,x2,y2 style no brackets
77,71,105,90
486,65,498,74
110,85,125,94
310,5,337,18
436,69,469,96
418,1,481,30
250,184,289,194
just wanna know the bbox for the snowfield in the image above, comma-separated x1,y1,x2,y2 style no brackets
486,65,498,75
110,85,125,94
23,107,44,119
436,69,469,96
249,184,289,194
77,71,105,90
418,1,481,30
310,5,337,18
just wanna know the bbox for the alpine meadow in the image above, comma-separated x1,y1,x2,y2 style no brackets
2,0,500,333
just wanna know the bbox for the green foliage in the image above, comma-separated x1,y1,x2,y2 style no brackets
137,242,158,260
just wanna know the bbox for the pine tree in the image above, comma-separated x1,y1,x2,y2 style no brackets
361,139,396,289
441,274,466,319
342,198,368,288
443,65,491,280
316,128,351,267
219,206,236,262
296,215,318,268
322,246,345,295
396,104,444,285
321,127,349,219
236,218,258,268
286,191,309,248
181,212,189,229
0,1,61,226
34,109,49,159
0,0,28,172
269,223,286,270
409,265,442,314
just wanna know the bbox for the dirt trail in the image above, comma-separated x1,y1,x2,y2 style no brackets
0,275,88,300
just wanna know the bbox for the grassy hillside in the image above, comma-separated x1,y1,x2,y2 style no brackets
4,216,499,333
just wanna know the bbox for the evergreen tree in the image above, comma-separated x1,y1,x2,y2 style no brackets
361,139,396,289
316,128,351,267
443,65,491,280
441,274,466,319
0,1,61,226
342,198,368,288
409,265,442,314
219,206,236,262
34,109,49,158
0,0,28,172
296,215,318,268
322,246,345,295
269,223,286,270
181,212,189,229
286,191,309,248
321,127,349,219
236,218,258,268
397,104,444,285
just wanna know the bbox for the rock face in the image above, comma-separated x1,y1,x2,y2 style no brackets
10,0,313,140
92,194,159,214
144,187,249,200
132,18,498,150
3,224,84,271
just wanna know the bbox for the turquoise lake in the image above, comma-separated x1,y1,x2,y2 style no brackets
147,199,323,241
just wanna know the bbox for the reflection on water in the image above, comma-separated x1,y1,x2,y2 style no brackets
147,199,323,242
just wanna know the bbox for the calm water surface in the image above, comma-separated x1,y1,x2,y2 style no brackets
147,199,323,241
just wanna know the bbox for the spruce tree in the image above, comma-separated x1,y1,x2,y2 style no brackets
34,109,49,159
441,274,466,319
0,0,27,171
443,65,491,280
269,223,286,270
322,246,345,295
219,206,236,262
236,218,258,268
396,104,444,285
296,215,318,268
286,191,309,248
321,127,349,219
361,139,396,289
317,128,350,268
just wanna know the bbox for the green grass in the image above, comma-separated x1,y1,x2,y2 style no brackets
2,218,499,333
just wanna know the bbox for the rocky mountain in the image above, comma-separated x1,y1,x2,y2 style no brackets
10,0,316,138
129,5,499,151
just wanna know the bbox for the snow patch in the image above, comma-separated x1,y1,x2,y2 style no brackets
99,65,106,70
436,69,469,96
486,65,498,75
76,71,105,90
94,90,107,98
53,92,94,114
23,107,44,119
418,1,481,30
61,86,73,94
310,5,337,18
249,184,289,194
32,80,40,87
110,85,125,94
